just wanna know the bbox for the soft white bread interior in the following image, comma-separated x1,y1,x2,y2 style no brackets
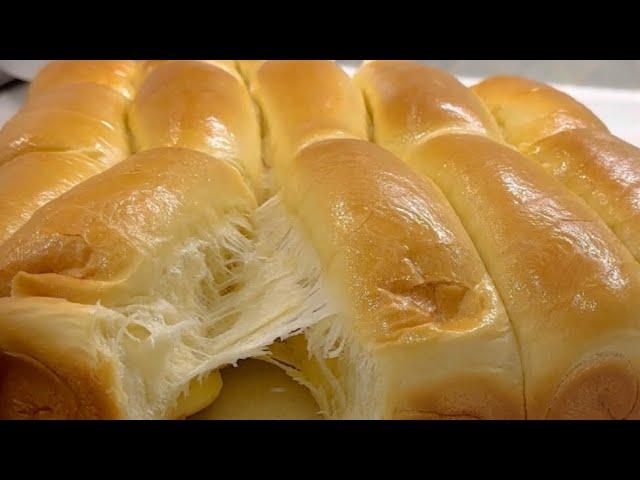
473,76,640,264
129,60,264,198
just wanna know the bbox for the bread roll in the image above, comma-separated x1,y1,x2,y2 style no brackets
472,76,608,151
407,135,640,419
0,83,129,167
0,147,281,419
473,76,640,264
249,139,525,418
0,152,105,245
527,130,640,262
355,60,502,158
28,60,139,100
0,64,136,246
139,60,239,81
129,60,263,197
356,60,640,418
247,60,368,176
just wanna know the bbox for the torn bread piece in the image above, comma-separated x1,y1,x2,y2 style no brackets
0,147,314,419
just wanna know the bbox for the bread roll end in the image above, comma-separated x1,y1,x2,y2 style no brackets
547,353,639,420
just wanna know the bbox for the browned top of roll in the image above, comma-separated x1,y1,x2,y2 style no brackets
355,60,502,158
29,60,140,100
472,75,608,151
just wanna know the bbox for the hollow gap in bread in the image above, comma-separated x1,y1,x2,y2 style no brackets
359,88,375,143
96,193,343,418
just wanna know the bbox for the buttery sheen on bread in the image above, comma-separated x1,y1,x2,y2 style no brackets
357,60,640,419
247,60,369,176
28,60,140,100
0,62,137,246
356,59,502,158
129,60,263,197
472,76,608,151
473,76,640,264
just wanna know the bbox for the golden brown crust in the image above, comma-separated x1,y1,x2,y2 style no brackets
0,152,105,245
527,133,640,268
475,75,640,267
0,65,137,245
546,352,639,420
283,138,525,418
0,297,124,419
21,82,128,130
0,78,130,168
407,134,640,419
29,60,140,100
0,147,256,302
129,60,263,196
472,75,608,151
139,60,239,82
249,60,368,175
355,60,502,158
392,373,526,420
287,139,494,342
528,128,640,264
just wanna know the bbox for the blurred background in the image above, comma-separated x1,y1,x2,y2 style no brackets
1,60,639,88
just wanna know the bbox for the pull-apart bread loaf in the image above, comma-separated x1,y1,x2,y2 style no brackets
3,59,637,420
473,76,640,264
0,61,138,245
244,60,525,419
356,60,640,419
